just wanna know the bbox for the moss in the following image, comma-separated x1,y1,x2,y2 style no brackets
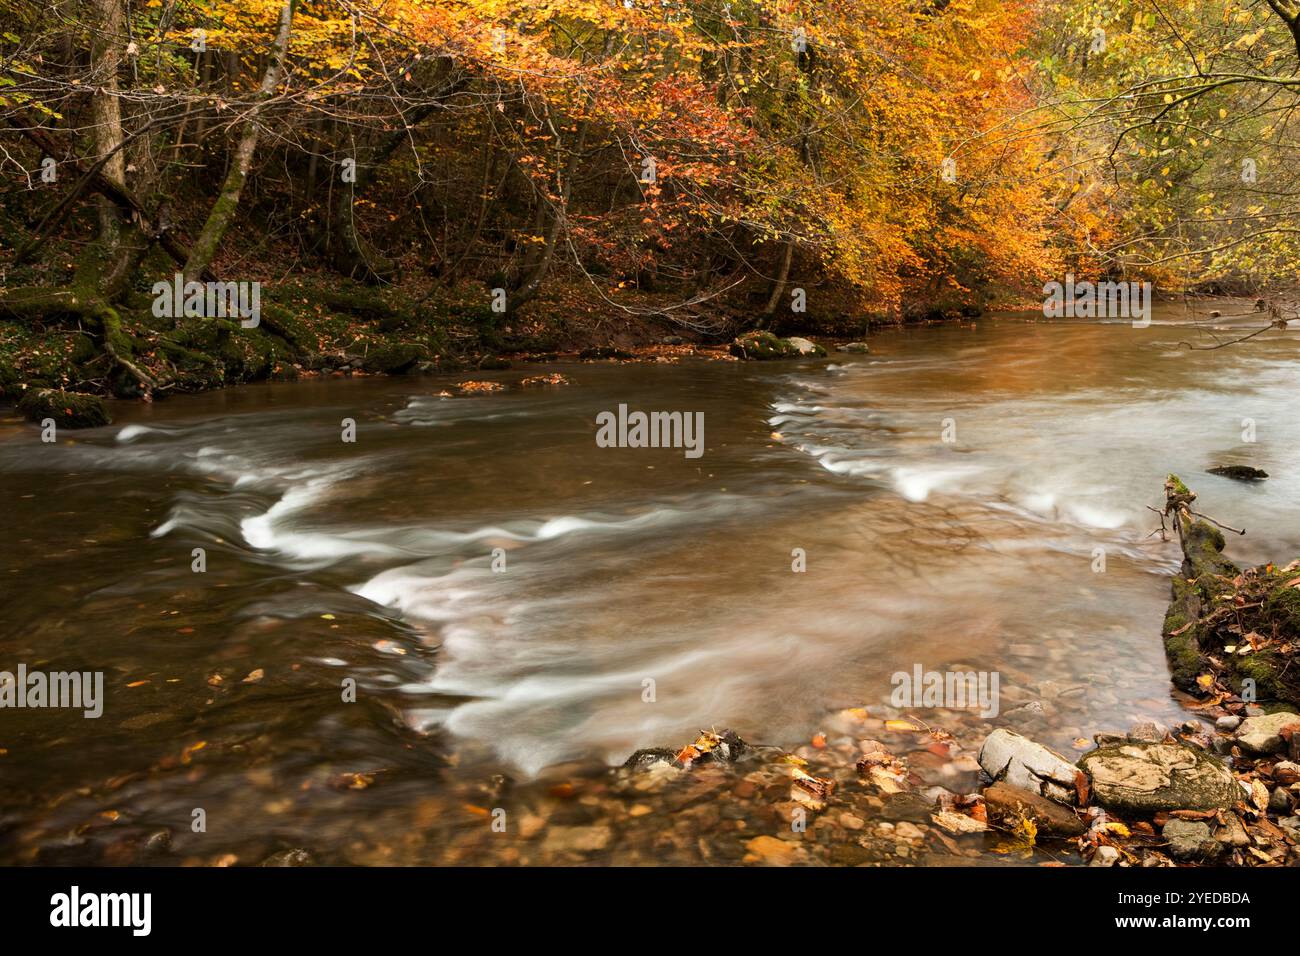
1182,519,1239,583
731,331,794,360
1163,578,1206,692
1263,580,1300,634
258,302,314,354
17,388,111,429
1166,473,1191,497
69,333,97,364
362,342,424,374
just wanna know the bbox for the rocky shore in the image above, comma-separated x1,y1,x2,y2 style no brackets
590,477,1300,868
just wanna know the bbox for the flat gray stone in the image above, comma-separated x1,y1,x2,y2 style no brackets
1079,742,1238,812
1234,711,1300,754
1163,819,1224,862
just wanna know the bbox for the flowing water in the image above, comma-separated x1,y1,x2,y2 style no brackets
2,305,1298,864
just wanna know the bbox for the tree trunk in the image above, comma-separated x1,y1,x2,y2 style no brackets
89,0,126,245
183,0,295,282
761,239,794,322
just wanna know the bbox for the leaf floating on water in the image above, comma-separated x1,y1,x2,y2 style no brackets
884,719,922,732
242,669,264,684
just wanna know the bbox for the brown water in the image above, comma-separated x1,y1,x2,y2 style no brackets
1,307,1297,865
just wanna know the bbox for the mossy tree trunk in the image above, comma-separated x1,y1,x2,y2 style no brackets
183,0,296,283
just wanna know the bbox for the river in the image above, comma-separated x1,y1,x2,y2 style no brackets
2,304,1297,864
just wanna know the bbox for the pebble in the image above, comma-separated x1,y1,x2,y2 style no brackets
1090,845,1120,867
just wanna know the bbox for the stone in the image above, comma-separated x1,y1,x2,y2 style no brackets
362,343,423,374
743,835,806,866
730,332,826,360
1213,813,1251,848
1162,819,1225,862
836,342,870,353
1208,465,1268,481
542,825,612,854
1079,742,1238,812
518,813,546,838
1005,700,1051,725
879,791,933,822
1090,845,1120,867
983,781,1086,837
1268,787,1292,814
931,809,988,835
17,388,111,429
783,336,825,356
1127,721,1169,743
895,822,925,840
1234,711,1300,754
978,729,1079,805
622,747,679,770
1215,715,1242,732
1278,816,1300,842
730,331,793,360
1273,761,1300,786
259,847,314,866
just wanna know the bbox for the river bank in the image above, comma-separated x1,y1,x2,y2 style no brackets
0,268,916,420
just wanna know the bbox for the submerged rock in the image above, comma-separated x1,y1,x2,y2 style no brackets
977,729,1080,805
835,342,871,353
17,388,111,429
622,729,748,771
622,748,680,770
1078,742,1238,812
260,848,315,867
1208,465,1268,481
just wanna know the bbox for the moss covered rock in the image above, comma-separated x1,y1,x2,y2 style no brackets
17,388,111,429
1079,742,1239,812
362,343,423,374
730,331,826,360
